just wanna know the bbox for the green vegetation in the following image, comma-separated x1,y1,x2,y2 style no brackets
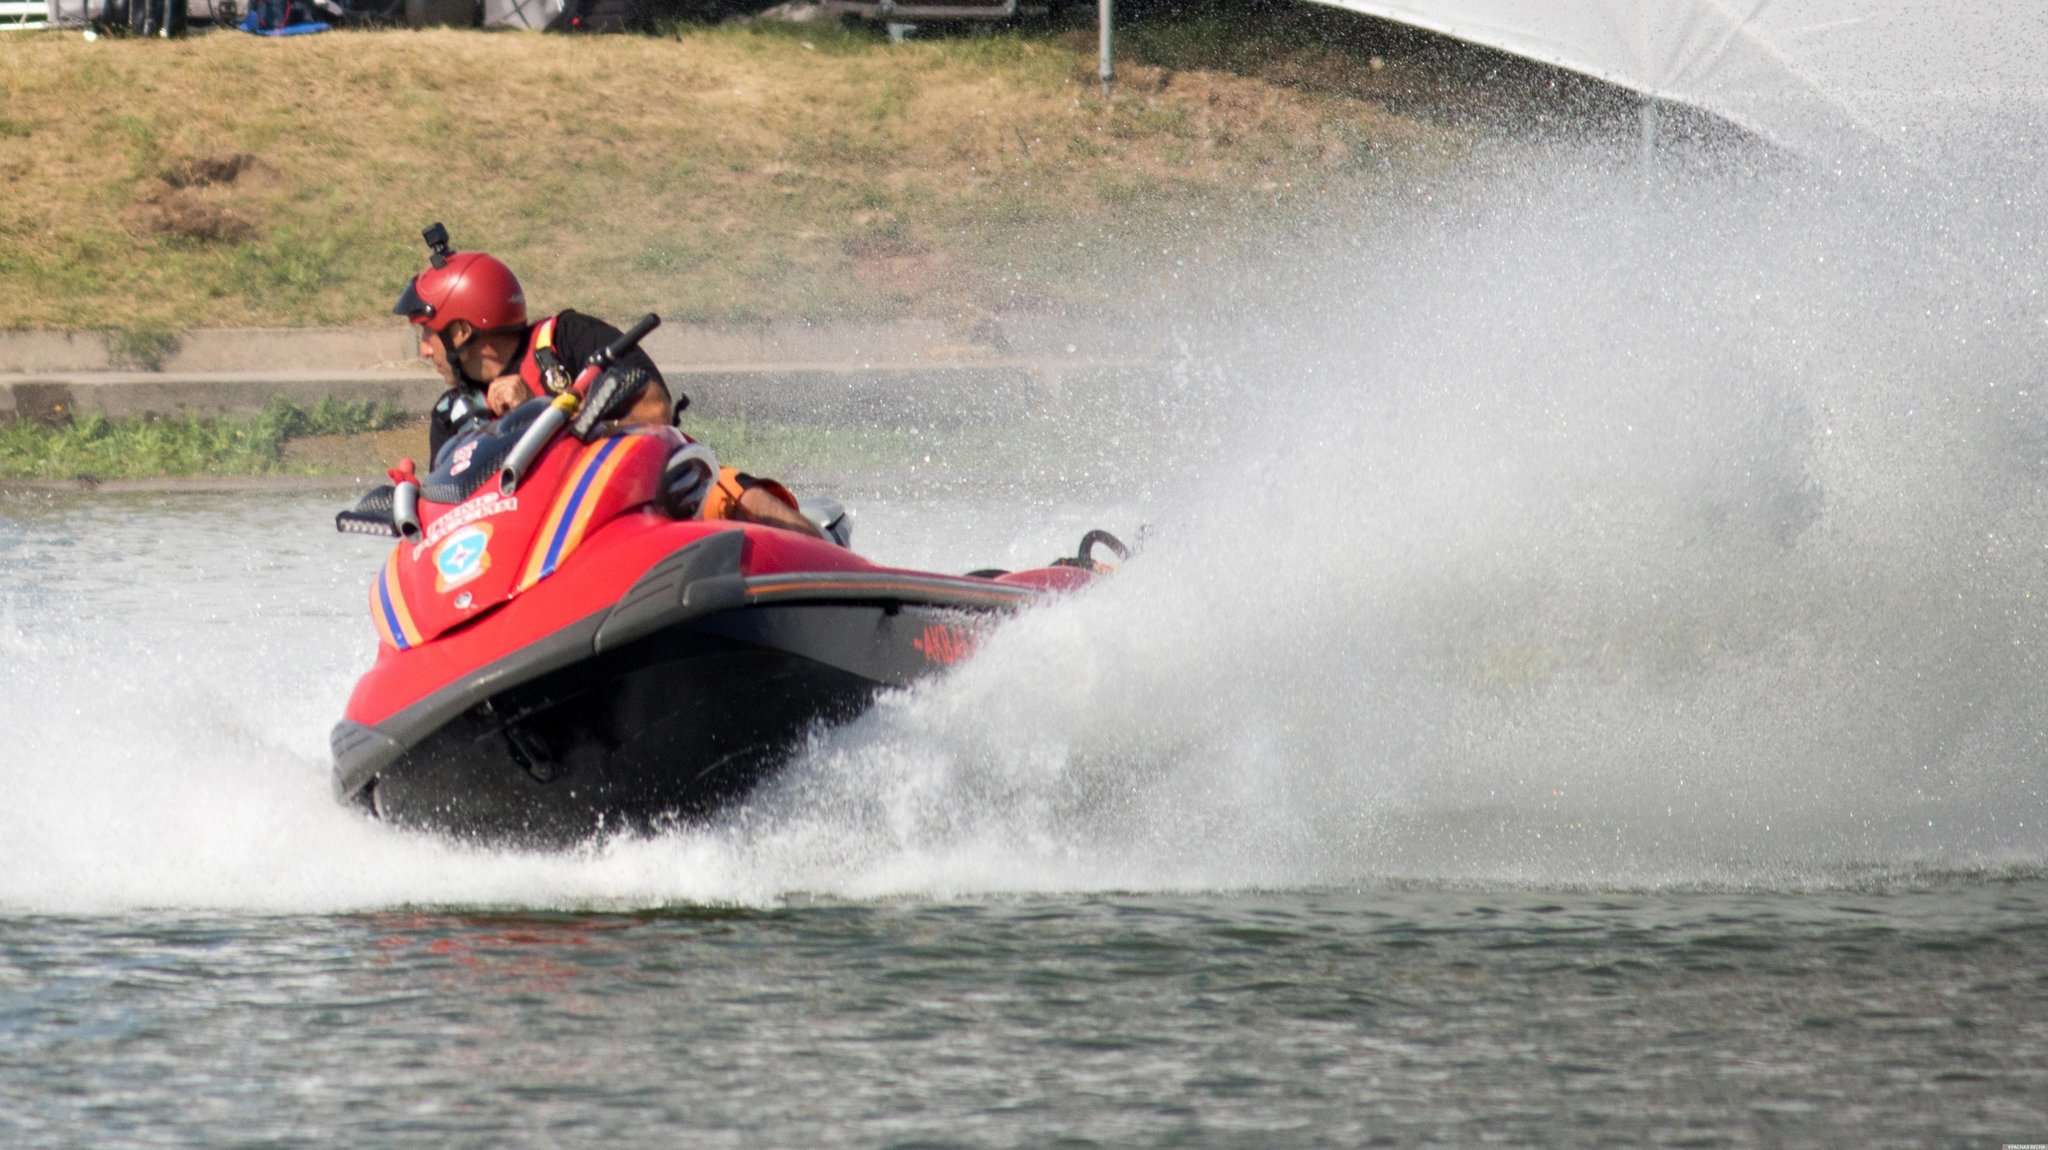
105,328,183,371
0,8,1480,331
0,402,1053,482
0,398,409,480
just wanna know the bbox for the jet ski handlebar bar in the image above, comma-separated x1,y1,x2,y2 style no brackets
498,394,576,496
500,313,661,496
592,313,662,378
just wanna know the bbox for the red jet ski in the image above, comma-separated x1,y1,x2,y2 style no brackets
331,315,1123,847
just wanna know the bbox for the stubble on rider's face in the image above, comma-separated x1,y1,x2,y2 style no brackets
462,336,516,383
415,325,458,387
415,322,513,389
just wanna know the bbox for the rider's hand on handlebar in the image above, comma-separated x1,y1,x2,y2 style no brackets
487,373,527,416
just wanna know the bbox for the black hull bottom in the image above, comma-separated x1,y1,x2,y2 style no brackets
356,602,965,847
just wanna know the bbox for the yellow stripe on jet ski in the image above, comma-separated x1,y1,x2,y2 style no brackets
519,449,591,590
560,438,635,557
372,547,424,650
518,436,631,592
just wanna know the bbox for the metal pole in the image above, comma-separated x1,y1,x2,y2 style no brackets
1639,97,1658,167
1098,0,1113,98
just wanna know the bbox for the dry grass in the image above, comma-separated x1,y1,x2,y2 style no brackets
0,12,1486,331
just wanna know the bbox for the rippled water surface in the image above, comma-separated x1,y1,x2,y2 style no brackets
7,886,2047,1148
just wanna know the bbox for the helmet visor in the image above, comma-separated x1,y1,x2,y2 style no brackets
392,278,434,321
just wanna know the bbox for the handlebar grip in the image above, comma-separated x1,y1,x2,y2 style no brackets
599,313,661,367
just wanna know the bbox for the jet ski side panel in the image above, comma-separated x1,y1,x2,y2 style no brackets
334,530,1031,803
355,600,979,846
361,624,878,845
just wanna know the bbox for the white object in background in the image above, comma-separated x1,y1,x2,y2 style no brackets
1303,0,2048,162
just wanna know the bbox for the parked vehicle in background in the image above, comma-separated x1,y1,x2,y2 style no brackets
1,0,50,28
34,0,477,29
823,0,1051,22
369,0,655,30
41,0,350,32
44,0,211,35
16,0,724,30
485,0,653,31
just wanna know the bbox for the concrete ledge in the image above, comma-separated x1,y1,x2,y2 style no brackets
0,315,1173,427
0,371,446,423
0,329,419,375
0,358,1171,425
0,318,1167,375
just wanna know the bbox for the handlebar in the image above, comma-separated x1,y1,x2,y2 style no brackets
568,312,661,396
501,312,662,495
595,313,661,375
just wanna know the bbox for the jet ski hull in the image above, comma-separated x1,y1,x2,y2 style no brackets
334,527,1037,847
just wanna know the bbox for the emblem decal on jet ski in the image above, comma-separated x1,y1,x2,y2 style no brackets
413,492,518,558
434,524,493,593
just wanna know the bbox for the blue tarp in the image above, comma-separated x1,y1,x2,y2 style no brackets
239,10,329,33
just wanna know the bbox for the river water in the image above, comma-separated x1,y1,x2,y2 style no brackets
1,470,2043,1146
8,130,2048,1143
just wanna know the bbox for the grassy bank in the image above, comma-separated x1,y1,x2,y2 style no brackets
0,397,409,479
0,5,1500,332
0,401,1055,482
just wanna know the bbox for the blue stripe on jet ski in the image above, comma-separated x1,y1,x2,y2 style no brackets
376,566,410,651
538,436,622,582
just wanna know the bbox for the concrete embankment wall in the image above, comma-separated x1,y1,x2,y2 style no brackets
0,319,1172,427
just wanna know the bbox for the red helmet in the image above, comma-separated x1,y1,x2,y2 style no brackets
393,250,527,335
